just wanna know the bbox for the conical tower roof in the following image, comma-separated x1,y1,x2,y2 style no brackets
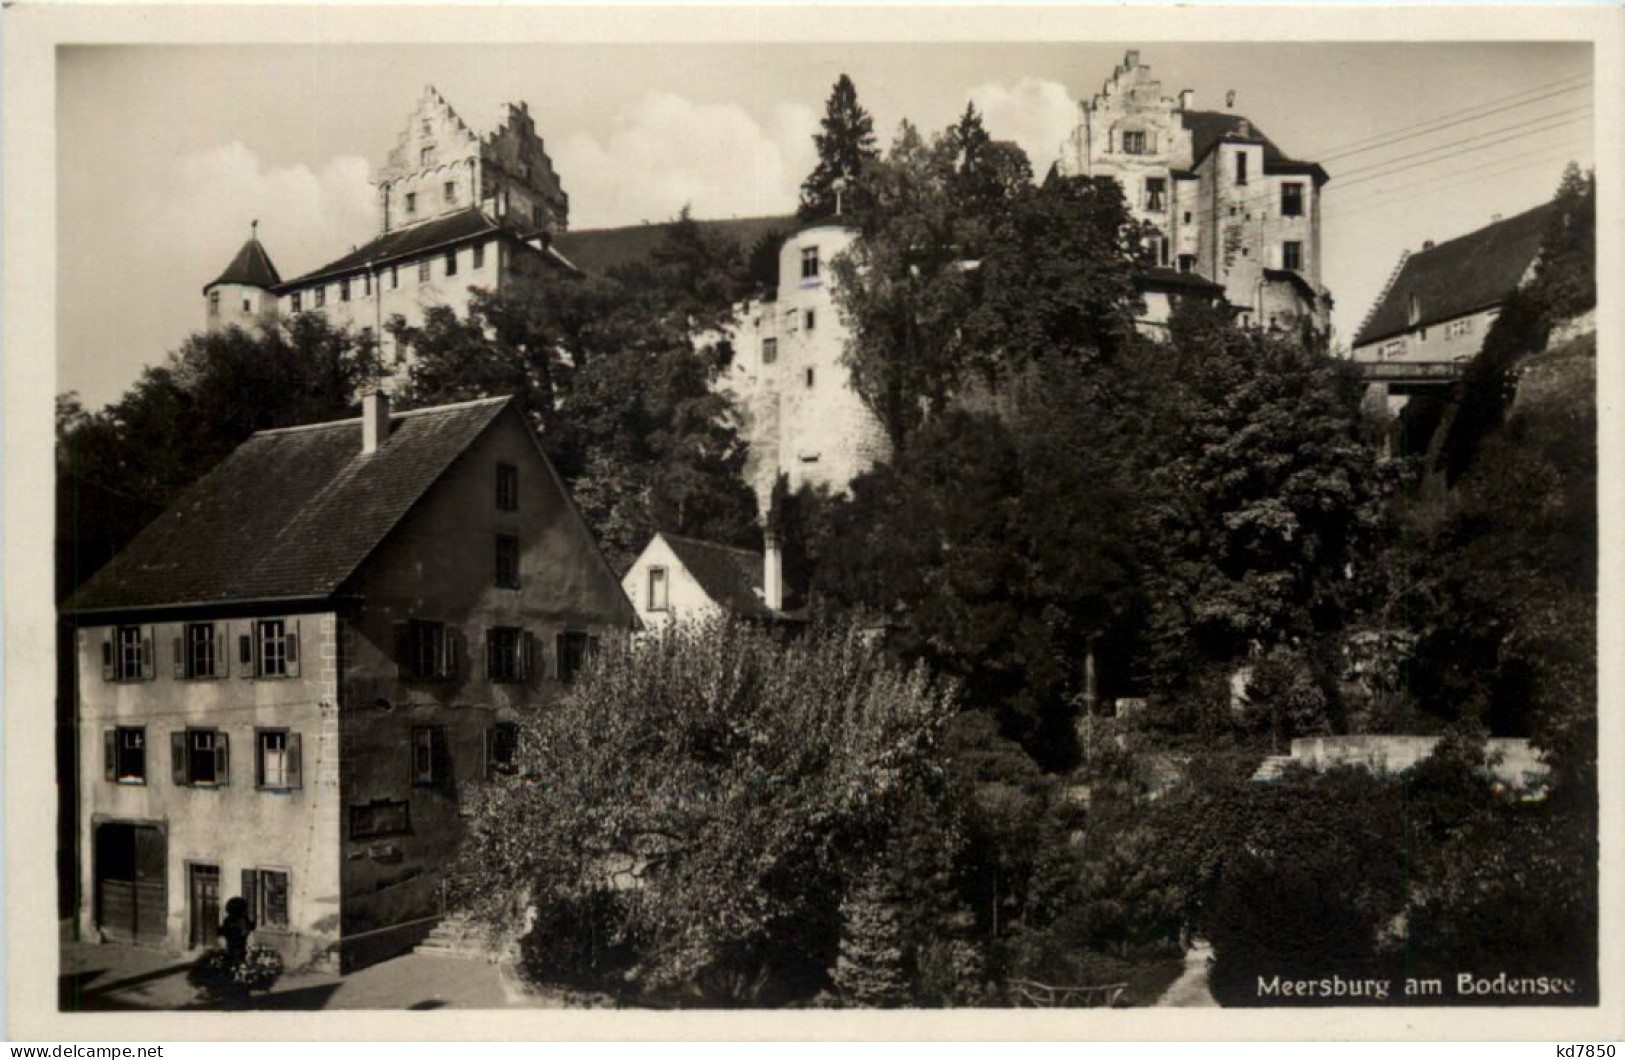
203,229,281,293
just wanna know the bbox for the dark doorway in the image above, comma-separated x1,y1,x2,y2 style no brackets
188,863,220,949
94,823,166,944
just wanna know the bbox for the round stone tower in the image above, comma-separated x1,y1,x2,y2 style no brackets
204,222,282,332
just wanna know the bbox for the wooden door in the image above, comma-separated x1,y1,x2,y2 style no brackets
188,863,220,949
95,824,166,945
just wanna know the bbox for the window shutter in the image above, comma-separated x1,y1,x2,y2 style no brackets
483,727,495,780
215,732,230,786
140,629,155,680
522,632,537,683
285,620,301,678
444,627,459,679
172,732,187,786
254,731,265,787
104,730,116,782
173,636,185,679
432,728,451,784
288,733,303,789
214,623,229,677
394,623,412,679
239,632,254,678
101,637,114,681
241,869,258,925
554,633,566,681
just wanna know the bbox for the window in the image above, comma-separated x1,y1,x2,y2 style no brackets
104,727,146,784
1281,183,1304,217
1419,327,1430,342
496,463,519,511
647,567,669,612
350,799,410,839
1122,130,1148,154
361,326,374,346
1178,254,1198,274
485,723,519,779
172,728,228,786
420,147,433,167
242,868,289,930
787,306,799,333
444,181,457,204
242,298,252,313
1183,210,1193,225
255,730,302,789
532,204,546,228
390,265,399,290
363,272,372,297
209,291,220,316
418,260,432,283
1145,177,1166,212
1380,340,1405,359
804,309,816,332
421,119,432,137
495,535,520,589
1282,241,1303,271
473,242,486,269
555,631,599,682
411,726,450,786
397,620,456,681
105,625,152,682
1235,151,1249,185
486,627,529,683
405,192,418,215
445,250,458,277
1447,318,1473,340
291,292,302,313
801,246,820,280
806,367,816,389
176,622,224,679
237,618,299,679
340,279,351,302
762,338,778,365
314,286,327,309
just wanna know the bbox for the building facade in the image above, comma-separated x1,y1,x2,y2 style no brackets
621,531,786,632
1057,50,1333,336
67,394,636,971
716,221,890,513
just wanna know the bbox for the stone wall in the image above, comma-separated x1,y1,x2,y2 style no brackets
1288,735,1548,790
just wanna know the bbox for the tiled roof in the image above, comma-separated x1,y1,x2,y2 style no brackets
553,215,796,277
64,397,512,614
277,209,505,289
1137,267,1226,296
1181,110,1324,182
658,532,776,619
205,237,282,293
1353,202,1553,348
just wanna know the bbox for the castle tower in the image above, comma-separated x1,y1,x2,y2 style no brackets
203,222,282,332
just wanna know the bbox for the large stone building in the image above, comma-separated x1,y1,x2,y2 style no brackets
64,393,636,970
1057,50,1333,336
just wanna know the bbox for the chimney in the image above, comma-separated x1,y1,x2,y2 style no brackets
1491,212,1504,222
1423,239,1435,251
1179,88,1195,111
763,531,783,612
362,390,390,455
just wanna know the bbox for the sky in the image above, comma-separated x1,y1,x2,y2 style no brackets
57,42,1593,410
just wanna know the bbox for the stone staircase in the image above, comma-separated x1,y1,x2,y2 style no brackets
1251,755,1294,782
413,913,508,962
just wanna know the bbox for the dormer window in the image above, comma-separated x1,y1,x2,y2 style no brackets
1408,295,1421,327
801,246,820,280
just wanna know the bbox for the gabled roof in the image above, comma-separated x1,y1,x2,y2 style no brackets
64,397,513,614
1137,266,1226,297
204,237,282,293
657,532,776,620
277,208,543,290
1181,110,1326,183
553,215,795,277
1353,202,1553,348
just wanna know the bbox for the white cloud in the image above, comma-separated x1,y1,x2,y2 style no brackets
968,78,1080,175
554,92,817,227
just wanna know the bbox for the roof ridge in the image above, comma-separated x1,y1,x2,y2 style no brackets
659,530,762,557
252,394,513,437
1413,201,1551,258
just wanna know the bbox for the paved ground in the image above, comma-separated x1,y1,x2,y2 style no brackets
59,941,562,1011
1154,939,1217,1007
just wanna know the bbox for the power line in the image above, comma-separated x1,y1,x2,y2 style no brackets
1321,134,1589,217
1329,105,1592,184
1329,111,1591,195
1322,145,1588,224
1307,75,1590,161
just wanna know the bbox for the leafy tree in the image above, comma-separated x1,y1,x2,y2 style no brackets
452,618,957,1006
800,74,879,220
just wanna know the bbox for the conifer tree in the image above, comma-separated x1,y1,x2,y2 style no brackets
833,860,911,1007
800,74,879,220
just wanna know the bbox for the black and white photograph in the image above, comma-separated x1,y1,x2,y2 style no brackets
5,2,1622,1042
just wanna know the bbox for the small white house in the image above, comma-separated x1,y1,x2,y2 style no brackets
621,531,787,631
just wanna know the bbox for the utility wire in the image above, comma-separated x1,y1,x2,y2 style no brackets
1307,75,1590,161
1321,134,1589,217
1322,145,1588,224
1330,105,1592,183
1331,111,1592,192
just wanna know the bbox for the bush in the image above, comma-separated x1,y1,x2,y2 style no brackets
186,946,285,999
